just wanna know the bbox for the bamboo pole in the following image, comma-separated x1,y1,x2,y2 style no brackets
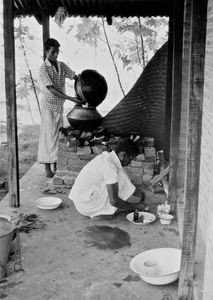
3,0,20,207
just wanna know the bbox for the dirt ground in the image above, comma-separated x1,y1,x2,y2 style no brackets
0,124,40,201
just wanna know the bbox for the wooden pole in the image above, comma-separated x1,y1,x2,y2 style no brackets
177,0,193,190
42,9,50,60
164,13,173,162
168,0,184,213
178,0,208,298
3,0,20,207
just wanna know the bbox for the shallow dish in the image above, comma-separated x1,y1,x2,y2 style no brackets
35,197,62,210
130,248,181,285
0,214,11,222
126,212,156,225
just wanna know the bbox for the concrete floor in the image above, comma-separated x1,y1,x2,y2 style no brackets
0,163,180,300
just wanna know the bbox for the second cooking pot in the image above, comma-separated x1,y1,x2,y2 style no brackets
75,69,108,107
67,105,103,130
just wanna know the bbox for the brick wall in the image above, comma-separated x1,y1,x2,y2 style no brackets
198,0,213,298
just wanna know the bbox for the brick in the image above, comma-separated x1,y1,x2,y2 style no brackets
78,153,97,161
67,146,77,152
66,152,78,159
144,147,156,162
52,176,64,185
67,165,83,172
67,158,88,168
77,146,91,155
130,160,144,168
57,157,68,169
56,170,78,178
143,174,153,182
141,161,155,169
136,154,145,161
63,175,75,186
128,173,143,186
58,149,73,159
92,145,106,155
124,166,143,175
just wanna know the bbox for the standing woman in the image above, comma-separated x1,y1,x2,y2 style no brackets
38,38,81,178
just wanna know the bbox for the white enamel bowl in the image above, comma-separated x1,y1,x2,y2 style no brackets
126,212,156,225
130,248,181,285
35,197,62,210
159,214,174,225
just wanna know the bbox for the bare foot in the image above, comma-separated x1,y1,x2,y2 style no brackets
46,170,54,178
45,163,54,178
53,162,57,172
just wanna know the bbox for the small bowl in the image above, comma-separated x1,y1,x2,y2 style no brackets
159,214,174,225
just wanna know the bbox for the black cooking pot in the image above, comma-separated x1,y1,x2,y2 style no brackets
67,105,103,130
75,69,108,107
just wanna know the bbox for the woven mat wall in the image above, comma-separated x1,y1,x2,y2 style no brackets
103,42,168,151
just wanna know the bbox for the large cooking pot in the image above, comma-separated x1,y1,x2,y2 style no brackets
67,105,103,130
75,69,108,107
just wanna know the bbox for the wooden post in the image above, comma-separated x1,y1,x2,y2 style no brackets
178,0,208,298
177,0,193,190
3,0,20,207
168,0,184,213
42,9,50,60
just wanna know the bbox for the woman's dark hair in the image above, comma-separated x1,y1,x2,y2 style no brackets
114,138,139,157
44,38,60,51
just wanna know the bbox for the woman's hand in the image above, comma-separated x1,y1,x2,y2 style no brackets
68,96,82,105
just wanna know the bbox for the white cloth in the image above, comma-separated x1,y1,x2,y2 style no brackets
68,151,135,218
37,109,63,164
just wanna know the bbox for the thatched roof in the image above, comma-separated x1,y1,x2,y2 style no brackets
14,0,172,19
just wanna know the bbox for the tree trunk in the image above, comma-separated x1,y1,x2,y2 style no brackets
102,18,125,97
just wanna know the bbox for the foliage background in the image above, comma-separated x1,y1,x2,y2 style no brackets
0,7,168,144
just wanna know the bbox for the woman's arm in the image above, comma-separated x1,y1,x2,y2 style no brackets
106,183,140,209
47,86,81,104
